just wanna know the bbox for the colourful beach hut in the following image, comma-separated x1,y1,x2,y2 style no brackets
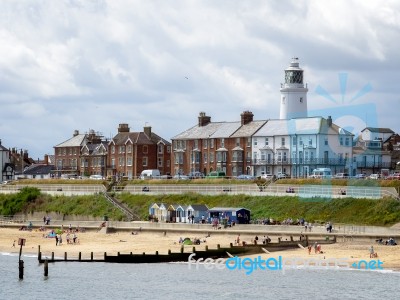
187,204,209,223
149,203,168,222
167,204,180,223
176,205,187,223
208,207,251,224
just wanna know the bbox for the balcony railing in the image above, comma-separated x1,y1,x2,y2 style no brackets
356,162,392,168
251,158,348,166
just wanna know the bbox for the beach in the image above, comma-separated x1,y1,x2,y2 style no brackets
1,226,399,270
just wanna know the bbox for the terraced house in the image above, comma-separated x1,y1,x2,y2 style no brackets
171,111,266,177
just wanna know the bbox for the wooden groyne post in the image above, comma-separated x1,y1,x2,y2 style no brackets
44,260,48,277
18,238,26,280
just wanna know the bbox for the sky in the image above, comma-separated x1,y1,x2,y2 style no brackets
1,0,399,160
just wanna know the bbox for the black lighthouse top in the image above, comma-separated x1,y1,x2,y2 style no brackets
284,57,304,85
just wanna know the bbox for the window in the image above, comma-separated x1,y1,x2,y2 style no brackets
300,97,303,103
340,137,344,146
292,136,297,145
158,157,163,167
253,152,258,159
254,139,258,146
142,157,148,166
127,145,132,153
299,138,303,146
203,140,208,149
111,146,115,154
278,152,282,162
236,138,240,147
325,138,328,146
281,138,285,147
210,139,214,148
158,144,163,154
345,137,350,146
143,145,148,153
194,140,198,149
111,158,115,168
265,138,269,146
203,153,208,163
119,157,124,166
283,152,287,162
309,139,312,146
127,157,132,166
167,146,171,153
210,152,214,163
220,138,225,148
247,137,251,147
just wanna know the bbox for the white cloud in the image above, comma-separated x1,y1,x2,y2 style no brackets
0,0,399,158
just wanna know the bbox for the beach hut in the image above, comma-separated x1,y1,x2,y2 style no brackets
187,204,209,223
208,207,251,225
149,203,161,221
167,204,180,223
148,203,168,222
158,203,168,222
176,205,187,223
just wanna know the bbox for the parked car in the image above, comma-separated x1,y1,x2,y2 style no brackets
187,171,205,179
276,172,289,179
173,174,189,180
354,173,366,179
236,174,256,180
206,171,226,178
386,173,400,180
369,174,380,180
89,175,104,180
140,169,161,179
260,174,274,180
334,173,349,179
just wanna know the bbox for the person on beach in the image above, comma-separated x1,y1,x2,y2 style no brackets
308,245,312,255
55,234,59,246
12,240,15,248
369,245,375,258
236,234,240,245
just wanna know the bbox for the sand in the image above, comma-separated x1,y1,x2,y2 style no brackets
1,227,399,271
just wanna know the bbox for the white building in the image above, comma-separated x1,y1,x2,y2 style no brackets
252,117,353,177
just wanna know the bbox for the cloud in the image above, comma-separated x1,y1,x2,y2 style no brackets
0,0,399,159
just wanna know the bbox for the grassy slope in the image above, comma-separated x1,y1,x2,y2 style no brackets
2,181,400,225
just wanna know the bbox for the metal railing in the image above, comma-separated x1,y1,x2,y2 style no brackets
0,184,106,193
114,184,399,200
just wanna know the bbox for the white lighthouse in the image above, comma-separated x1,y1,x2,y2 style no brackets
279,57,308,119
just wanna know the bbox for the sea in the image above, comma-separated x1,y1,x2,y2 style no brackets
1,252,399,300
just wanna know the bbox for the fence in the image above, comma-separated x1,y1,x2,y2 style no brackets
115,184,399,200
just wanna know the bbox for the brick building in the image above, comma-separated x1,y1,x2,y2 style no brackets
107,124,171,179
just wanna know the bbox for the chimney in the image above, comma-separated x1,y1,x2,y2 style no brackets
327,116,332,127
241,111,254,125
118,123,130,133
23,150,28,160
73,130,79,137
198,112,211,127
44,154,49,165
144,126,152,137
